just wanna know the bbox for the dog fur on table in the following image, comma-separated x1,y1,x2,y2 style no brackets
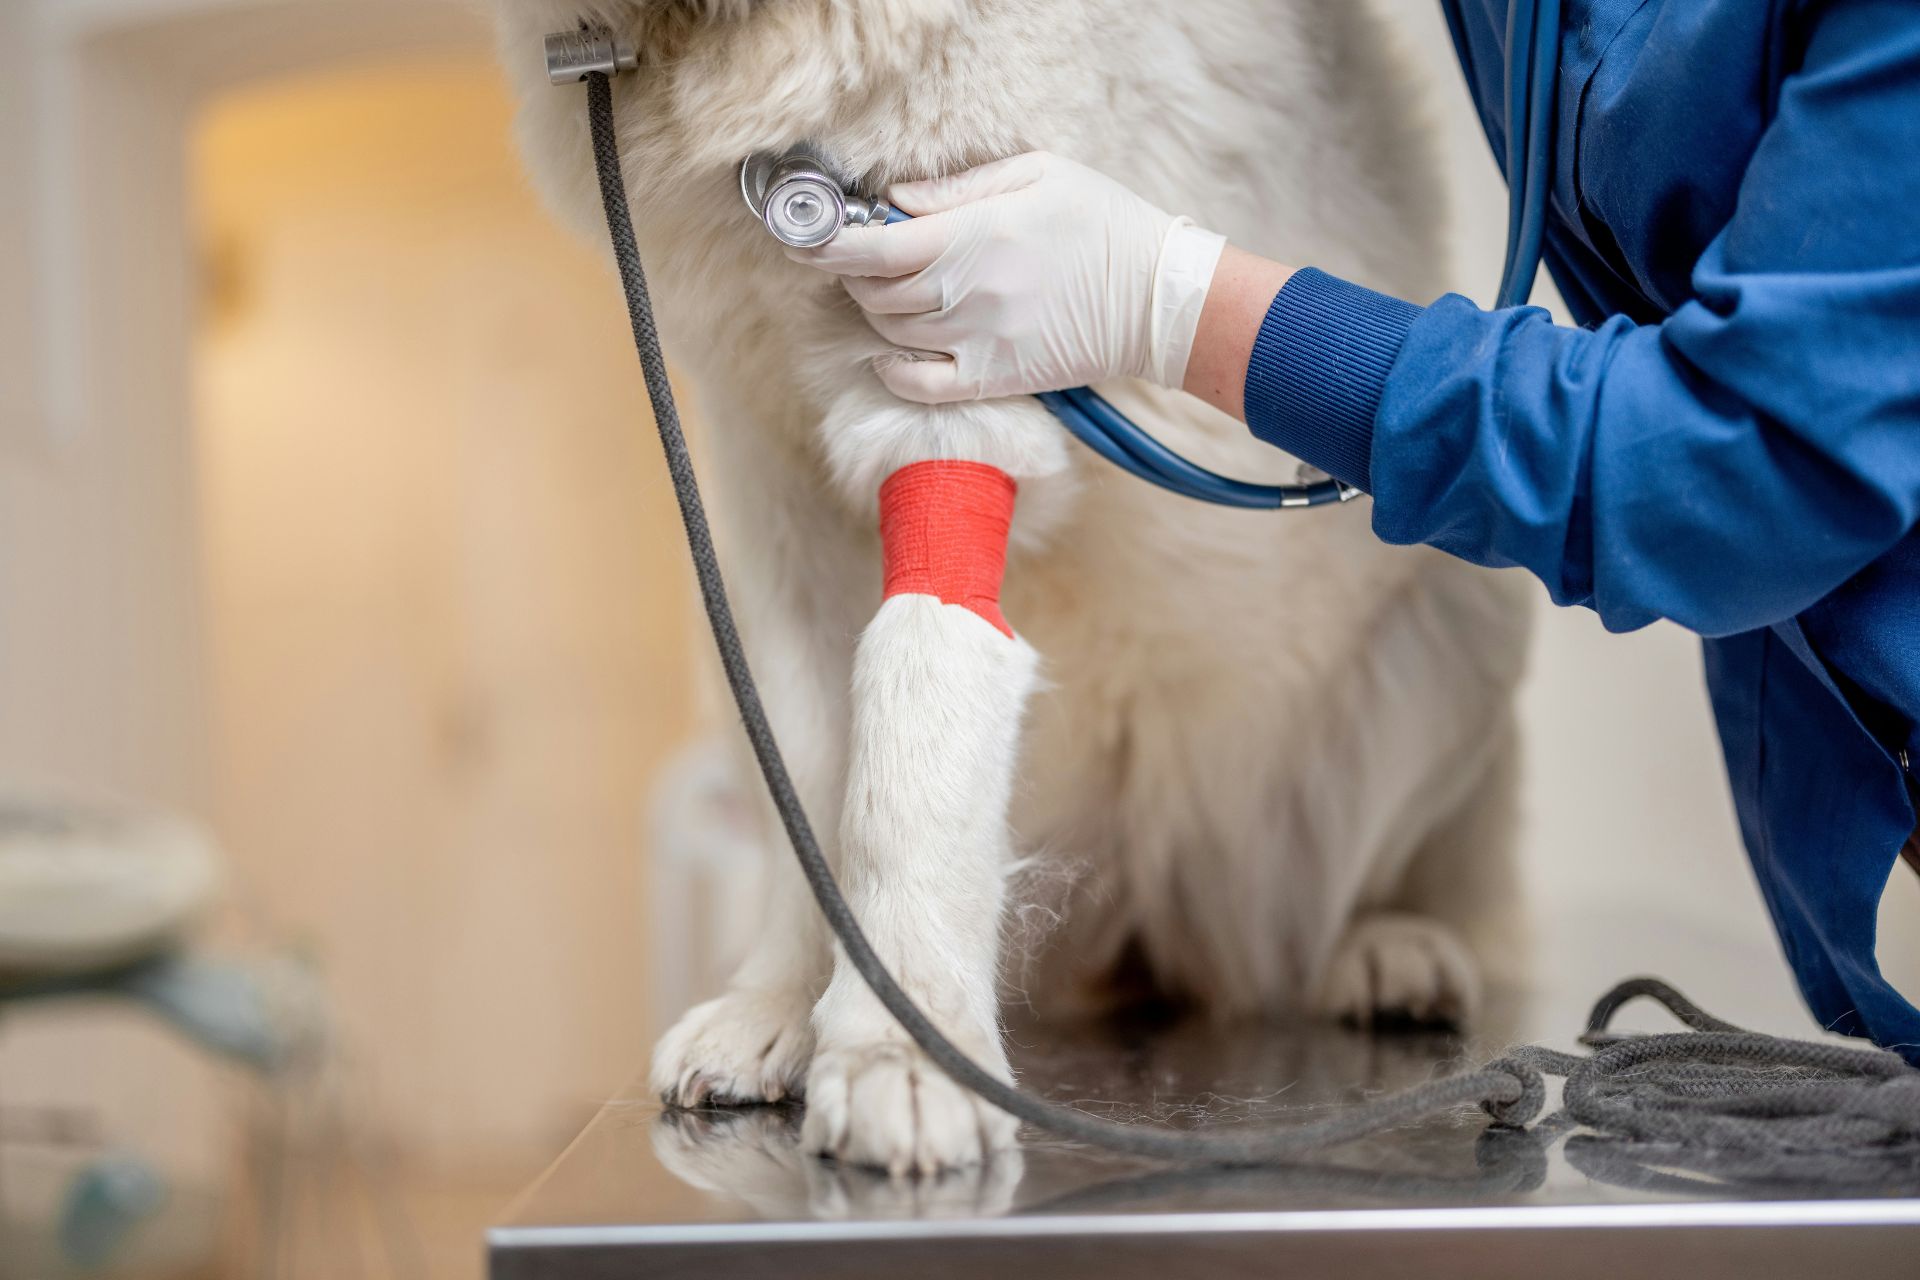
494,0,1532,1175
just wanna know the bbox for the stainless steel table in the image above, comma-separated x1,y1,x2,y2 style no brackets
489,995,1920,1278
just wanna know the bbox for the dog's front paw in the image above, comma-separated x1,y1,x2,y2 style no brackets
802,1040,1018,1176
651,987,815,1107
1316,913,1481,1030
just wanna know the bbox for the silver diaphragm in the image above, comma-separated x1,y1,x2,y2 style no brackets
739,147,892,248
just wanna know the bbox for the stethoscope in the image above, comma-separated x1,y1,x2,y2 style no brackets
739,147,1364,509
741,1,1562,510
561,0,1562,511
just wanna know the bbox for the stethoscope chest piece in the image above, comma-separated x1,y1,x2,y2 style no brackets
739,147,894,248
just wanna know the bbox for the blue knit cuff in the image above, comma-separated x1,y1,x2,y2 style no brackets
1243,268,1422,493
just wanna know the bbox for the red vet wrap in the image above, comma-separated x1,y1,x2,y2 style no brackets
879,461,1018,638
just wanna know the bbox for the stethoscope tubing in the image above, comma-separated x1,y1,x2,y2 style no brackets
877,209,1357,509
1500,0,1560,310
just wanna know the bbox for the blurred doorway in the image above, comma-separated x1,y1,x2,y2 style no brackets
192,59,698,1170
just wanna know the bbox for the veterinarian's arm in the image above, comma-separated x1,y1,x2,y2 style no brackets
1180,246,1294,420
803,9,1920,637
1245,7,1920,636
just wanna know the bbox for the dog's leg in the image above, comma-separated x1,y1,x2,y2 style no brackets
803,596,1037,1172
1317,714,1524,1029
799,457,1041,1175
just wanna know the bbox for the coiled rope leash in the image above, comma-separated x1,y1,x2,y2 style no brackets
576,68,1920,1171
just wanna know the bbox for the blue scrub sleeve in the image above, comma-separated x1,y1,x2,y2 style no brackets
1245,3,1920,637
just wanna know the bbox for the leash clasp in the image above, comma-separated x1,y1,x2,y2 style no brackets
544,26,638,85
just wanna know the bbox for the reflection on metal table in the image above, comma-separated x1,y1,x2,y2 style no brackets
489,994,1920,1279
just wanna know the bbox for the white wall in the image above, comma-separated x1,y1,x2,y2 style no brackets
0,0,483,807
0,0,208,810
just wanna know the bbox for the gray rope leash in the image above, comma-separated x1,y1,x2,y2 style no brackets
581,72,1920,1173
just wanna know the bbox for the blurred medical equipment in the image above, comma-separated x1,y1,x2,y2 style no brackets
0,789,407,1277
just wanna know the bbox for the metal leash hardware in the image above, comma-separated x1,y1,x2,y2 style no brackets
544,26,637,84
552,32,1920,1173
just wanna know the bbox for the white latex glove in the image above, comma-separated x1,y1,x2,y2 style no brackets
789,151,1227,404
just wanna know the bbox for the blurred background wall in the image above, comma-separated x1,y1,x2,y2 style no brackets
0,0,1913,1276
192,57,698,1166
2,2,706,1273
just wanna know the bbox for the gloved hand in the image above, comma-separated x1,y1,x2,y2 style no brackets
789,151,1227,405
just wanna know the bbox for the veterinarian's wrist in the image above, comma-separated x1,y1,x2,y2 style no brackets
1242,268,1424,492
1181,244,1296,418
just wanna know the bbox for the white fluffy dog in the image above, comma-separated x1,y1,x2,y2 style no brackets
495,0,1531,1175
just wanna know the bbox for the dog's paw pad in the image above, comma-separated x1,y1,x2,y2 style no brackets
1317,914,1480,1030
802,1041,1017,1176
651,988,815,1107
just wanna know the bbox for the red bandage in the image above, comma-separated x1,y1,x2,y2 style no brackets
879,461,1018,638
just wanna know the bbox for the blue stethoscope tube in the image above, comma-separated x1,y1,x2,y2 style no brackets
875,205,1357,509
881,0,1560,509
1499,0,1561,311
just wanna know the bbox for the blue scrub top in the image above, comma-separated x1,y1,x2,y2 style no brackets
1244,0,1920,1059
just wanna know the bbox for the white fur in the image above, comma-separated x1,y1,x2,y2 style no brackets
806,594,1034,1173
494,0,1533,1172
